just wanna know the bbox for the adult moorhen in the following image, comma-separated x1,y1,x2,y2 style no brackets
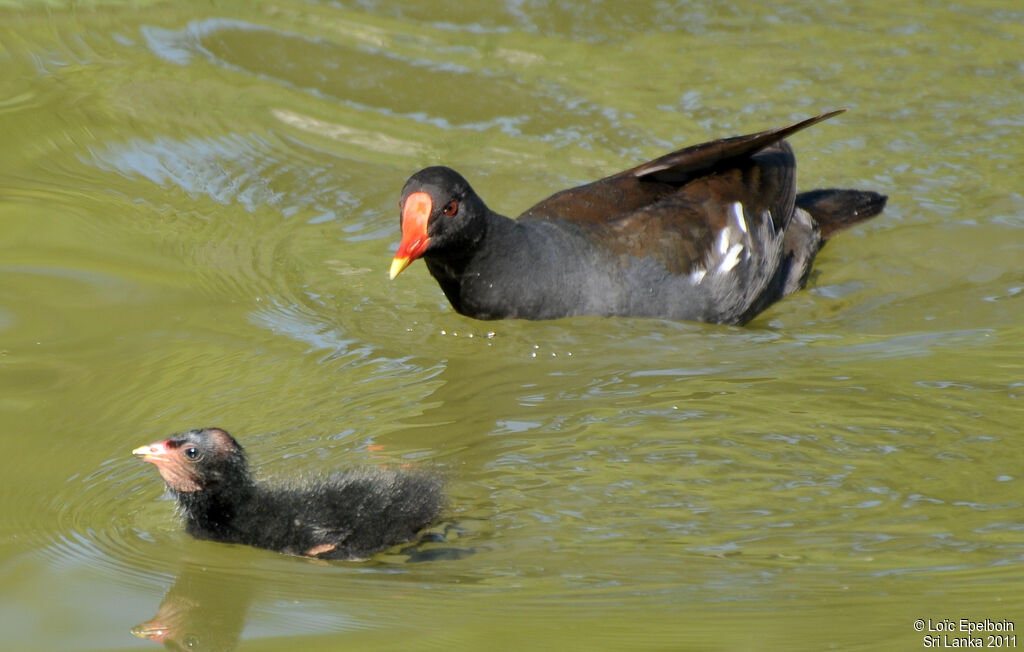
389,109,886,324
133,428,443,560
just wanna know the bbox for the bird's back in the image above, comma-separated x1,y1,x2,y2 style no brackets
282,470,444,560
514,114,838,276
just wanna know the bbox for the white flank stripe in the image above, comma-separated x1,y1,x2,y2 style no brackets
731,202,748,233
717,227,732,255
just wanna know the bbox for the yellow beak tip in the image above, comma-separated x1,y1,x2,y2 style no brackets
389,257,411,280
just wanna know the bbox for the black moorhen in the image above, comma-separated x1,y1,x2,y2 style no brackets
390,109,886,324
133,428,443,560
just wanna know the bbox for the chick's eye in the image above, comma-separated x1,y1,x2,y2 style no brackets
443,200,458,216
183,447,200,461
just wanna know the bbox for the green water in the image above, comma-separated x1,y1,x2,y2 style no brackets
1,1,1021,650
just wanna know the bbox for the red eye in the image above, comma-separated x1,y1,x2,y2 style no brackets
443,200,458,216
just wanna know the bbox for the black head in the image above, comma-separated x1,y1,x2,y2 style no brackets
390,166,490,279
133,427,250,494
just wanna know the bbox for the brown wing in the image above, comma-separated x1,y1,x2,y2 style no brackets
626,109,842,183
517,111,839,273
595,142,796,273
517,109,842,227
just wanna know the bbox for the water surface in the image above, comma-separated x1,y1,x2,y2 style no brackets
1,1,1021,649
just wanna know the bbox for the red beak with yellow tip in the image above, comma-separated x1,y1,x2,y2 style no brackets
390,191,432,279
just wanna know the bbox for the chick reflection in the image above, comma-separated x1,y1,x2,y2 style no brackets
131,534,475,650
132,564,254,651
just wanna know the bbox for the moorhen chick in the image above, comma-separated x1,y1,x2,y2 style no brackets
389,109,886,324
133,428,443,560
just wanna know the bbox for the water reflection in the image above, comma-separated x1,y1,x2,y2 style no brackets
131,534,475,651
132,563,254,651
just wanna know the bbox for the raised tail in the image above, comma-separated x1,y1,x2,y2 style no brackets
796,188,887,240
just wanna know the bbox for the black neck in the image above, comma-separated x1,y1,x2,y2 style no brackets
175,479,257,541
